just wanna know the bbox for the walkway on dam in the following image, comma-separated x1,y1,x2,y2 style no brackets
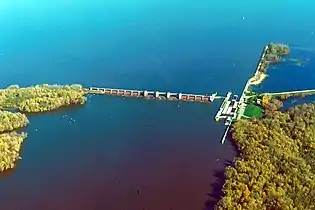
266,89,315,96
85,87,225,103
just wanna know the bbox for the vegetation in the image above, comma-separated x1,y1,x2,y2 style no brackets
261,95,284,116
265,43,290,63
215,43,315,209
275,92,315,101
267,43,290,55
0,110,29,171
0,132,27,171
258,43,290,74
243,103,263,119
215,102,315,210
0,84,87,172
0,110,29,132
244,92,253,97
287,58,304,67
0,84,86,112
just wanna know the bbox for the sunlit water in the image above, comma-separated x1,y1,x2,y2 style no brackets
254,47,315,109
0,1,315,209
255,48,315,93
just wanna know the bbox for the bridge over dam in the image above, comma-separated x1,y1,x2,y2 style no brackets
85,87,225,103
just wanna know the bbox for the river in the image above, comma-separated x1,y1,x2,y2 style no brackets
0,1,314,209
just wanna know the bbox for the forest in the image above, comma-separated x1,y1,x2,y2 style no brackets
215,102,315,210
0,84,87,172
0,110,29,132
0,84,86,112
0,110,29,172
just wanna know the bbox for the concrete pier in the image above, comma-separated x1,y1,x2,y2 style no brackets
221,124,231,144
86,87,221,103
215,91,232,121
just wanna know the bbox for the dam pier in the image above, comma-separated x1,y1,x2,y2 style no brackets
214,45,270,143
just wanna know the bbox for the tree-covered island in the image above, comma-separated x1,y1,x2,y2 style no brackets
0,84,87,172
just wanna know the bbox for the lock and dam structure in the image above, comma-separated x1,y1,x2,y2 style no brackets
81,44,310,144
0,44,311,145
84,86,236,144
85,87,224,103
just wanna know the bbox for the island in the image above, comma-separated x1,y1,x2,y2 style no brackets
215,43,315,209
0,84,87,172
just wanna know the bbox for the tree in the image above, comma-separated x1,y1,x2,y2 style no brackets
215,102,315,210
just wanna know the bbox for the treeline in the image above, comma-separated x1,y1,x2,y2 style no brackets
267,43,290,58
276,92,315,101
0,110,29,171
0,132,27,172
0,84,86,112
261,94,284,114
215,102,315,210
0,84,87,172
258,43,290,74
265,43,290,63
0,110,29,132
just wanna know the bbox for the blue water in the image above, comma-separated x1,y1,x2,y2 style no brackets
255,48,315,93
283,94,315,110
0,1,315,209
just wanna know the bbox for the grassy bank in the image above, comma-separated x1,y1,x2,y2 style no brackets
243,103,263,119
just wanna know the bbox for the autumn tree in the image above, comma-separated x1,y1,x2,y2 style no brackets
215,102,315,210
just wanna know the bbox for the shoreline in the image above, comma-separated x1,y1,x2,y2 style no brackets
2,43,312,209
249,72,268,86
215,44,315,209
0,84,87,172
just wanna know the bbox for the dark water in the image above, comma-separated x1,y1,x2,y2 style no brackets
254,47,315,108
282,94,315,110
0,1,315,209
255,48,315,93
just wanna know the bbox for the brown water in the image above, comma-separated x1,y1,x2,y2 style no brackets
1,0,314,209
1,97,236,210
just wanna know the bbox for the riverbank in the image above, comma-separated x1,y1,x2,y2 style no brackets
215,101,315,210
249,72,267,86
215,43,315,209
236,43,290,120
0,84,87,172
0,84,86,112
